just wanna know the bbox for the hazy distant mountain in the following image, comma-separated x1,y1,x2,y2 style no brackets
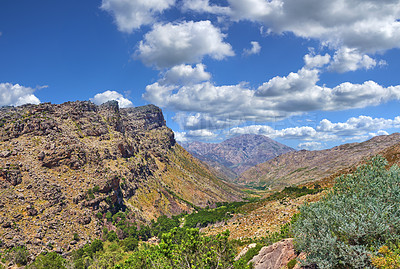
182,134,295,180
238,133,400,189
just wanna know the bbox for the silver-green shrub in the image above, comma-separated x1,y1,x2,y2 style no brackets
293,156,400,269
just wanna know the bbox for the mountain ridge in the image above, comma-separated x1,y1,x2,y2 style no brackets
0,101,243,256
182,134,295,180
238,133,400,189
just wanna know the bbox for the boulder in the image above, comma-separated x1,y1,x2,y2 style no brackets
249,238,297,269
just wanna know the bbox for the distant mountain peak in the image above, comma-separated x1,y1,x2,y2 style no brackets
181,134,295,180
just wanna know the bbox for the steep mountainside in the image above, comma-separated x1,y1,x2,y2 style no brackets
238,133,400,189
0,101,243,255
182,134,295,180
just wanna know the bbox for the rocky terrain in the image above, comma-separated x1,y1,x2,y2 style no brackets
0,101,243,256
238,133,400,189
182,134,294,180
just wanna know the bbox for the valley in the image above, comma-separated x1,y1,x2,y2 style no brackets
0,101,399,269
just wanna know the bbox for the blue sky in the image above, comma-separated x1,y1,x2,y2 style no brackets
1,0,400,150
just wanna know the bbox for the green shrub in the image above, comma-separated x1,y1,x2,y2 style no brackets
73,233,80,241
123,237,139,252
105,211,112,222
6,246,29,266
107,231,118,242
293,156,400,269
96,212,103,220
233,244,262,269
27,252,66,269
287,259,297,269
117,228,236,269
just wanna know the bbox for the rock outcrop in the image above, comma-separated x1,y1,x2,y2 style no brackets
250,238,297,269
0,101,243,256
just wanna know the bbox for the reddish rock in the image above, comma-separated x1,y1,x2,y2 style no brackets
249,238,297,269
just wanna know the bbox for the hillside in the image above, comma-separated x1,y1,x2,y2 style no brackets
0,101,243,256
238,133,400,189
182,134,295,180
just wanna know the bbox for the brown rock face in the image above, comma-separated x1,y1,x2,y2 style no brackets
250,238,297,269
0,101,243,256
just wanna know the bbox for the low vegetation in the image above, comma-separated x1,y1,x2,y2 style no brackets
294,156,400,268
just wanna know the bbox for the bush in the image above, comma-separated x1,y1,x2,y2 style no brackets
118,228,236,269
73,233,80,241
294,156,400,269
27,252,66,269
123,237,139,252
6,246,29,266
371,244,400,269
287,259,297,269
107,231,118,242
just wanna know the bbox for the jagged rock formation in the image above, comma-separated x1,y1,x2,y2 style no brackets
182,134,295,180
238,133,400,189
0,101,243,256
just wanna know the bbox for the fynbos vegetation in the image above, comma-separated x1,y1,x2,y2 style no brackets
294,156,400,268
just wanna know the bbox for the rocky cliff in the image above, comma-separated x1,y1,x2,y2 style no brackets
0,101,243,255
238,133,400,189
182,134,295,180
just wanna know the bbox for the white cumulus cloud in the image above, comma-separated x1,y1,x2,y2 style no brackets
328,47,377,73
100,0,175,32
135,20,234,68
90,90,133,108
304,53,331,69
160,64,211,85
0,83,41,107
226,0,400,54
181,0,230,15
226,115,400,144
297,142,323,150
243,41,261,56
144,62,400,131
174,129,218,142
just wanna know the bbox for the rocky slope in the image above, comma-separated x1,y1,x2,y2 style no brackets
182,134,295,180
238,133,400,189
0,101,243,256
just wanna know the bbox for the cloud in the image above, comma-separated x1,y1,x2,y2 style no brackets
304,52,331,69
228,124,337,141
317,116,400,136
227,0,400,54
328,47,377,73
144,63,400,131
181,0,230,15
223,115,400,145
243,41,261,56
174,112,243,130
159,64,211,85
135,20,234,68
297,142,323,150
100,0,175,32
0,83,41,107
90,90,133,108
183,0,400,68
174,129,218,142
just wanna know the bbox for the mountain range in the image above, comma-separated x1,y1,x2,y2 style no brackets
0,101,243,255
238,132,400,189
181,134,295,180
